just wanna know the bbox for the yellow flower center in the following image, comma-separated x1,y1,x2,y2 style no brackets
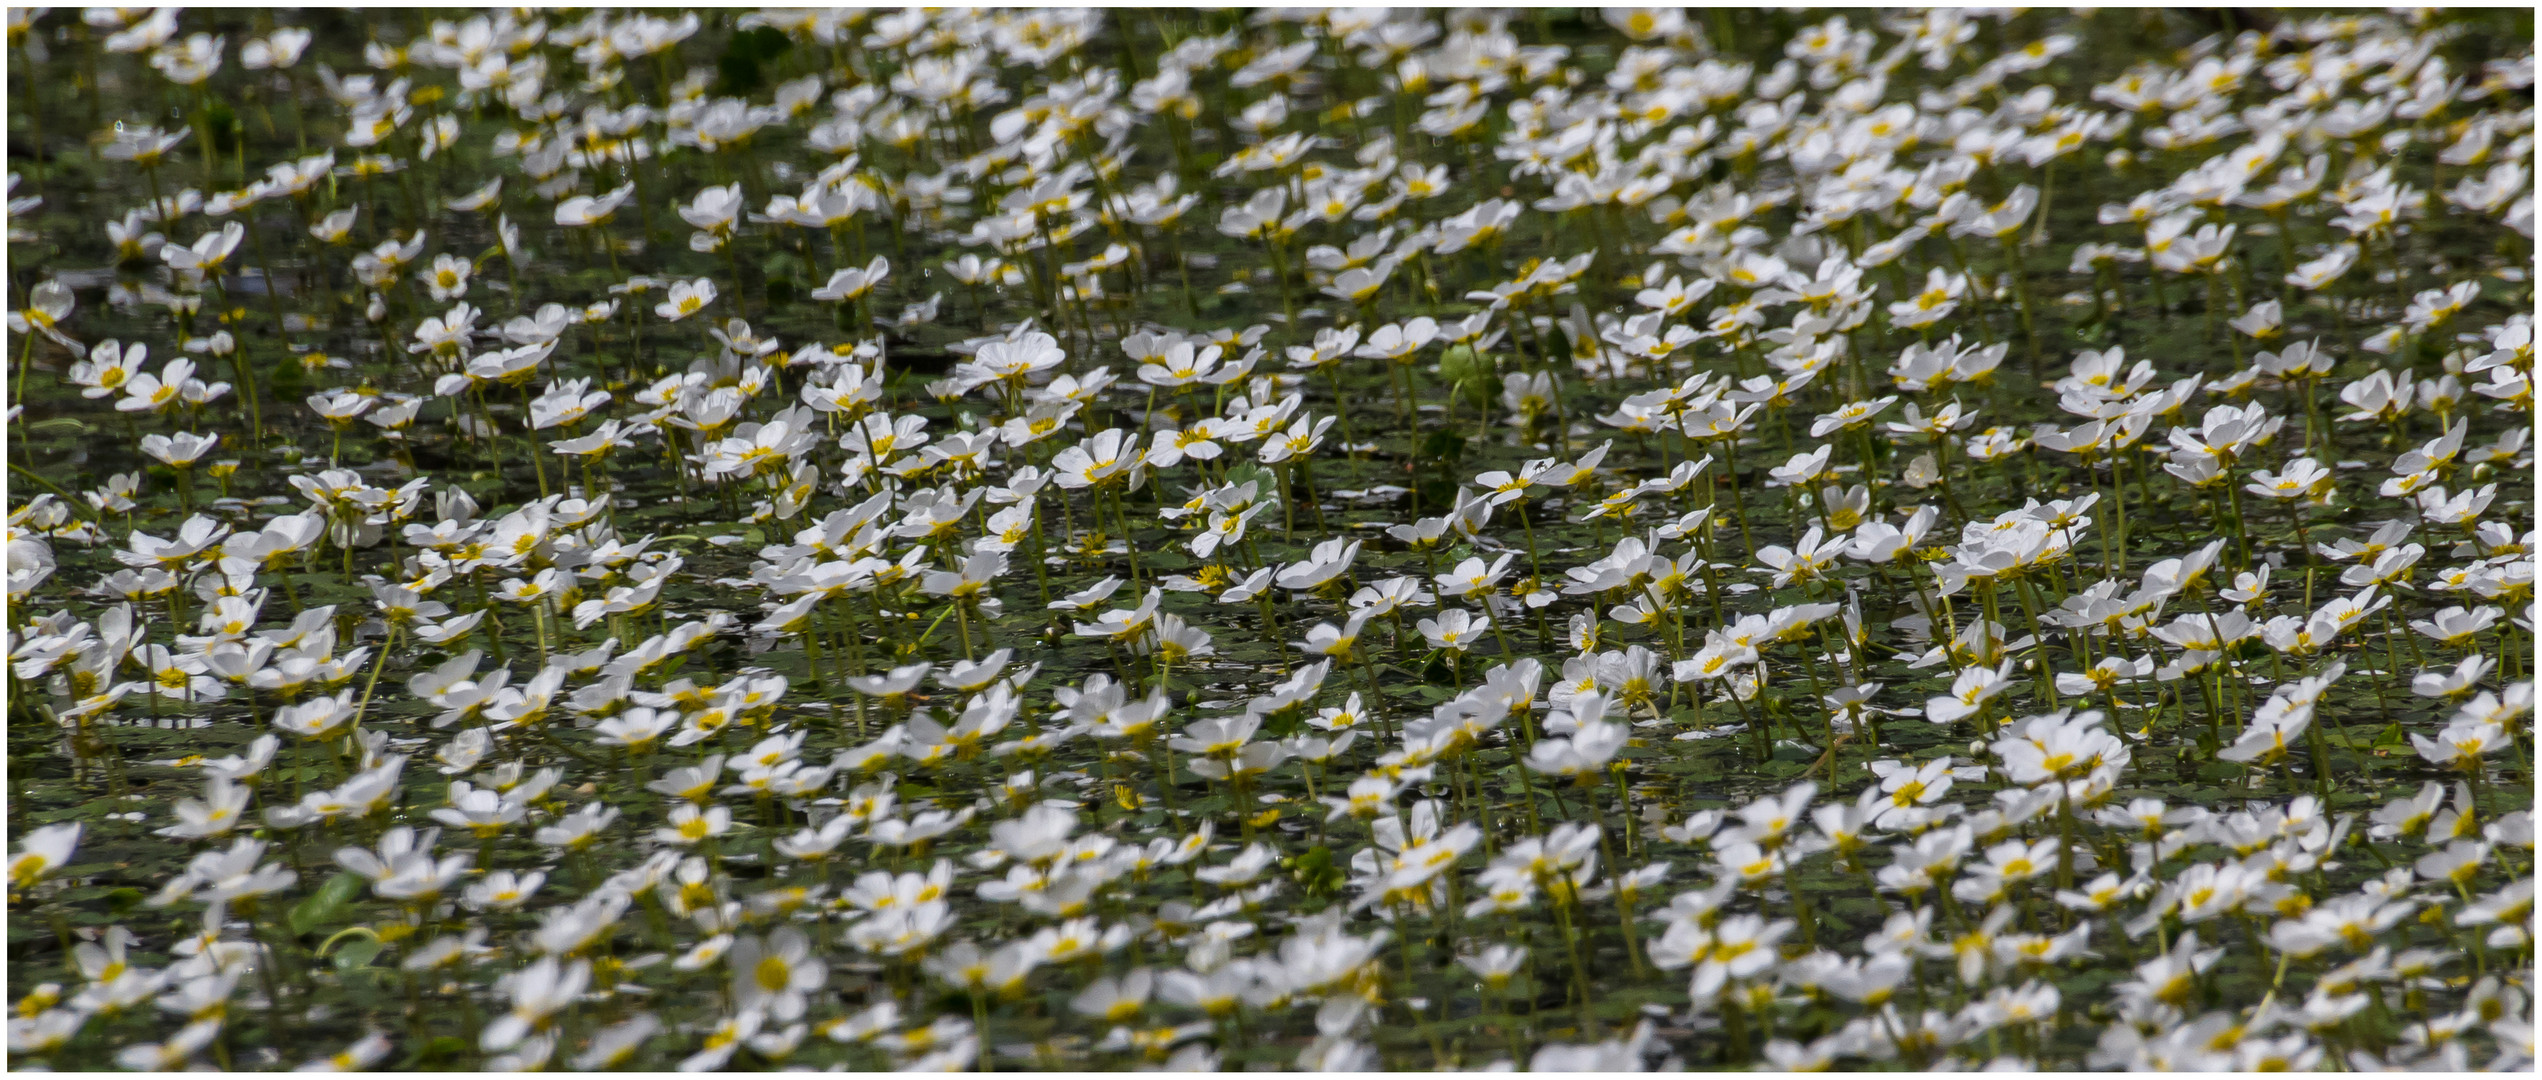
756,955,793,992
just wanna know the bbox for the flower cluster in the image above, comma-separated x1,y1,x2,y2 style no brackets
4,7,2533,1073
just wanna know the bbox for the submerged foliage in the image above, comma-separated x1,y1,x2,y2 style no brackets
4,6,2536,1073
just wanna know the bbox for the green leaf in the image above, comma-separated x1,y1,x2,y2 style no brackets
397,1036,471,1070
1287,844,1343,898
331,938,382,972
1440,345,1496,411
288,871,367,937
